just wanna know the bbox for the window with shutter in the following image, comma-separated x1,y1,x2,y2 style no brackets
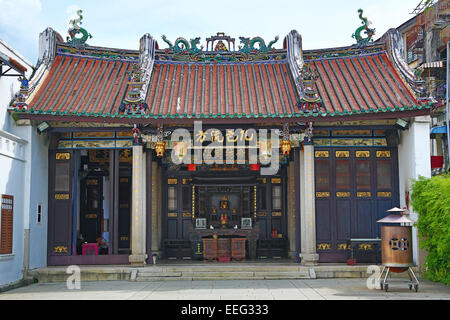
0,195,14,254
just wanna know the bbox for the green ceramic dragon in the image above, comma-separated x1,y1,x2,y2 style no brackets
67,9,92,45
239,36,279,53
352,8,375,47
161,35,203,54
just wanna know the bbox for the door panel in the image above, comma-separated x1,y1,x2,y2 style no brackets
316,199,332,242
315,148,398,262
48,150,73,257
355,200,372,238
336,199,351,241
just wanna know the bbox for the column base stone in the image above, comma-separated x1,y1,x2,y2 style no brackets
299,253,319,266
129,254,147,266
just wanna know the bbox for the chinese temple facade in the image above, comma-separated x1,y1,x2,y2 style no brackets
9,11,433,266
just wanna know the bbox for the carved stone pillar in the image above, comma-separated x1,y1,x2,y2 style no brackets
129,144,147,265
299,136,319,265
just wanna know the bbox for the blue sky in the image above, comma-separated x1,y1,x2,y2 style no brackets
0,0,418,65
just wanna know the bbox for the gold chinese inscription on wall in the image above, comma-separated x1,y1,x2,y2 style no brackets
272,212,282,217
335,151,349,158
257,212,267,217
167,179,178,185
74,132,114,138
317,243,331,250
54,193,69,200
357,192,371,197
377,191,392,197
271,178,281,184
53,246,68,253
337,243,350,250
316,192,330,198
358,243,373,251
168,212,178,217
356,151,370,158
376,150,391,158
336,192,350,197
315,151,329,158
56,152,70,160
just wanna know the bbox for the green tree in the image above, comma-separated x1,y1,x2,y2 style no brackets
411,175,450,285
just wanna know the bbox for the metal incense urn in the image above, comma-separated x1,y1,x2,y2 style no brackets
376,207,419,292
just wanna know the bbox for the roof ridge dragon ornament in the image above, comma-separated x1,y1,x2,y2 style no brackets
67,9,92,46
238,36,279,54
161,35,203,54
352,8,375,47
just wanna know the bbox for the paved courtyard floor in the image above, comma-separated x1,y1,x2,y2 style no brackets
0,278,449,300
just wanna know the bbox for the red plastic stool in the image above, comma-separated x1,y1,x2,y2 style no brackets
82,243,98,255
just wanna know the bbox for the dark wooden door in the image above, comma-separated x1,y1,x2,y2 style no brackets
315,148,399,262
255,174,286,240
80,176,103,243
165,178,192,240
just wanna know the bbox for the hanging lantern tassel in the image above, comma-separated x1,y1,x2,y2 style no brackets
280,140,291,156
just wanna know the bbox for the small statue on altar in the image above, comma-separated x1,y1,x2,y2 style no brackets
219,213,229,228
220,195,229,210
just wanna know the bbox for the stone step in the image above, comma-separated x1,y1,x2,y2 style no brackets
28,264,419,283
135,269,311,281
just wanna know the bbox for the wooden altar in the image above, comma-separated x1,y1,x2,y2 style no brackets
190,225,260,260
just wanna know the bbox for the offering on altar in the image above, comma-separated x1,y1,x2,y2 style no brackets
219,214,229,228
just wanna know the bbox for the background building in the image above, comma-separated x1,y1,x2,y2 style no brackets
397,0,449,174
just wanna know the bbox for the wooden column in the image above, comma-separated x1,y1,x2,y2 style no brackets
299,142,319,265
129,144,147,265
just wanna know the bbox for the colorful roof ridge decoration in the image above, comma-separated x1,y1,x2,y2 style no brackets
10,77,30,111
157,33,284,63
206,32,236,51
119,63,148,115
352,8,375,47
66,9,92,46
297,63,321,112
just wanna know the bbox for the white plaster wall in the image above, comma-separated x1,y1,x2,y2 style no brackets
0,38,48,286
397,116,432,266
27,130,48,269
0,135,26,286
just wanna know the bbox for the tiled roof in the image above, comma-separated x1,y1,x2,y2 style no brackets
145,60,299,118
307,51,420,116
27,54,133,116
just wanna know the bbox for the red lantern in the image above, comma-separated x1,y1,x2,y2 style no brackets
188,164,196,171
250,164,260,171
